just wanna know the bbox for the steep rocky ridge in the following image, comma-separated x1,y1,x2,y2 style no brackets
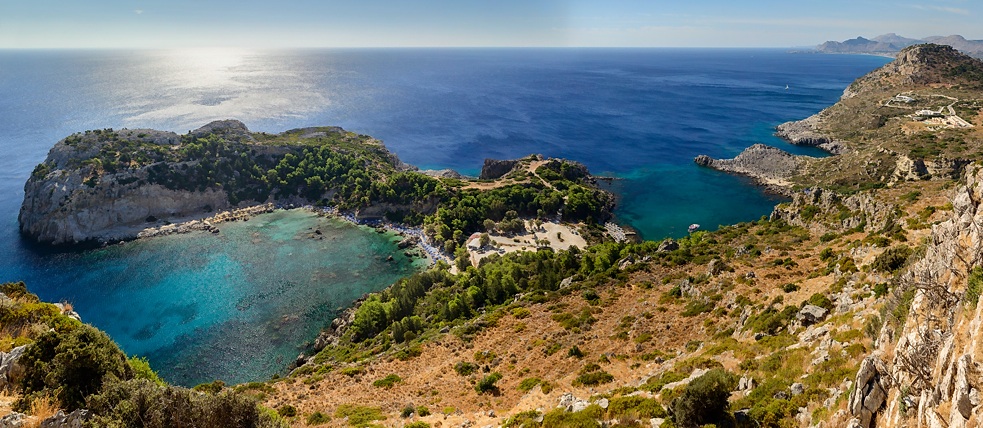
848,165,983,428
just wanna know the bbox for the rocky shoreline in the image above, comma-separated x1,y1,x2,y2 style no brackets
135,203,275,240
774,114,848,154
694,144,802,196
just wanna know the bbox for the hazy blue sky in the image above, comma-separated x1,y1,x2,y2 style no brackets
1,0,980,48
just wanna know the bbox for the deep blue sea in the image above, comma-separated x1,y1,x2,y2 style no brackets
0,48,890,385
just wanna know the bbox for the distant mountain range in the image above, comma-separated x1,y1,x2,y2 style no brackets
816,33,983,58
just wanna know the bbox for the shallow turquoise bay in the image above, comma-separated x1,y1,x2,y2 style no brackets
22,210,423,386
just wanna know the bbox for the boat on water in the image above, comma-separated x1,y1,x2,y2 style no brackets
688,223,700,233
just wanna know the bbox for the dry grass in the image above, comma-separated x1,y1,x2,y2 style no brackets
22,395,59,428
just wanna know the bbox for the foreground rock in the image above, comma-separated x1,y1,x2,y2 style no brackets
694,144,802,194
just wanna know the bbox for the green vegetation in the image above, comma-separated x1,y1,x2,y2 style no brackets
671,369,737,428
334,404,385,427
475,372,503,394
572,363,614,387
371,374,402,389
5,283,283,428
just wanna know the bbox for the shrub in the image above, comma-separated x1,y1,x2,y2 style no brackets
17,324,132,411
573,364,614,387
607,395,667,419
194,380,226,394
504,410,543,428
128,356,164,386
476,372,503,394
671,368,737,428
277,404,298,417
416,406,431,416
542,408,601,428
334,404,385,426
871,245,913,273
307,411,330,425
85,378,278,428
373,374,402,389
806,293,834,312
968,267,983,307
781,283,800,293
454,361,478,376
518,377,543,392
405,422,431,428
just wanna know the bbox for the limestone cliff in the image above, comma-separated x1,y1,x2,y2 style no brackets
847,165,983,428
19,120,416,245
19,127,232,245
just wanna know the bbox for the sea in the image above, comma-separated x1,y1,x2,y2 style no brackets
0,48,891,386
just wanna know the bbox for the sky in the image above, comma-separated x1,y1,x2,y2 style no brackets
0,0,980,49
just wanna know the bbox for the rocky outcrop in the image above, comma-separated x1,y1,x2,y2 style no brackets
694,144,802,194
775,114,848,154
849,356,892,428
850,165,983,428
479,158,520,180
892,154,971,182
0,345,27,391
770,187,900,234
421,169,467,179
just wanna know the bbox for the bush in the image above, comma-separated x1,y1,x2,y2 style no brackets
476,372,503,394
454,361,478,376
372,374,402,389
277,404,298,417
871,245,913,273
85,378,279,428
128,356,164,386
607,395,667,419
416,405,431,416
572,364,614,387
968,267,983,307
334,404,385,426
306,411,330,425
671,368,737,428
542,408,601,428
518,377,543,392
17,324,132,411
405,422,431,428
806,293,834,312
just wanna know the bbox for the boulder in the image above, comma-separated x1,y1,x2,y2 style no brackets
797,305,829,326
849,357,890,428
40,410,91,428
0,412,27,428
0,345,28,391
657,239,679,252
791,382,805,396
557,393,590,413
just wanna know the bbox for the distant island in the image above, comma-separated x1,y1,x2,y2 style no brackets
813,33,983,58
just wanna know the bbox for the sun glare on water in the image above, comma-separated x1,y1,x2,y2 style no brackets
121,48,328,130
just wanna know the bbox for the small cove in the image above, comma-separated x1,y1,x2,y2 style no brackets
9,210,425,386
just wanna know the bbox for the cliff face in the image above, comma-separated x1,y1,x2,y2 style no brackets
849,165,983,428
18,120,416,246
19,128,232,245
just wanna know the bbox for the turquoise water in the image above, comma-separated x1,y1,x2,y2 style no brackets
14,210,423,386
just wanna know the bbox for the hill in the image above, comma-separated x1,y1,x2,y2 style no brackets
817,33,983,58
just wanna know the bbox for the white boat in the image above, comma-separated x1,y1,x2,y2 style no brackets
688,223,700,233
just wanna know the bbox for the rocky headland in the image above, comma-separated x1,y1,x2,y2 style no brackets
694,144,802,195
19,121,420,246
